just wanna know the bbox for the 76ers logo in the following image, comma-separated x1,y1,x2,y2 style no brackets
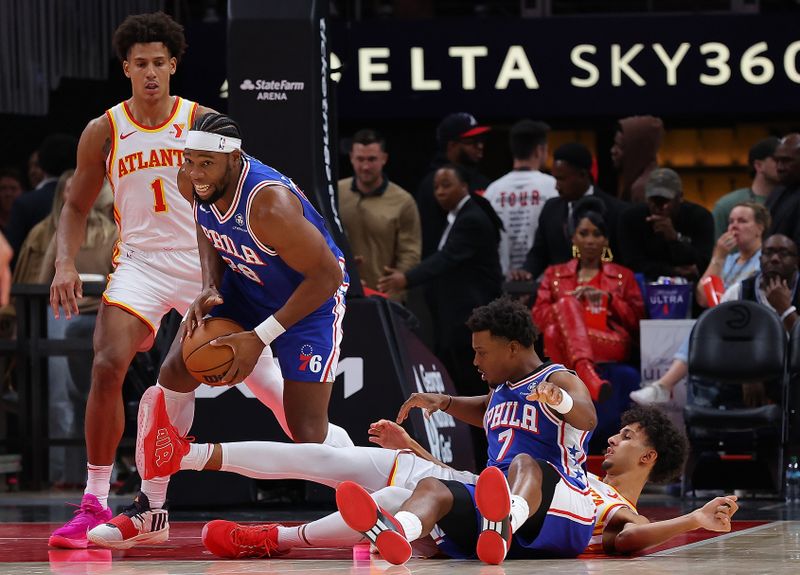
298,344,323,373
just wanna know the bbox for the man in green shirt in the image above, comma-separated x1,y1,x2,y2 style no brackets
712,137,779,240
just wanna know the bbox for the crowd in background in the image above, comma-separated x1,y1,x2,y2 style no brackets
2,112,799,484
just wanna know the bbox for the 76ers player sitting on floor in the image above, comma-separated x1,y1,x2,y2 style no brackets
335,297,597,565
87,112,352,548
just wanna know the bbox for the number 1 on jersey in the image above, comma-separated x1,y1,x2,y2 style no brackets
151,177,169,213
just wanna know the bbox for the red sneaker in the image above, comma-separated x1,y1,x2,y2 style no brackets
201,520,282,559
135,386,190,480
474,466,513,565
335,481,411,565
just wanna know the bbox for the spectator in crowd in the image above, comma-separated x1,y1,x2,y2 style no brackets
9,170,74,290
711,136,780,241
338,129,420,299
631,202,770,405
532,197,644,402
611,115,664,203
39,176,117,487
6,134,78,268
0,169,112,484
27,150,45,190
416,112,491,258
711,137,779,240
523,142,623,280
618,168,713,282
379,164,502,399
695,234,799,409
721,233,798,329
483,119,557,279
766,133,800,248
0,168,24,233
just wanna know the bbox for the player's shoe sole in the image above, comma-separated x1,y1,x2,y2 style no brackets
336,481,411,565
135,386,189,480
474,466,513,565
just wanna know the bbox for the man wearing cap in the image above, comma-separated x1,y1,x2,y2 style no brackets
522,142,623,281
712,137,779,240
767,134,800,248
617,168,713,282
416,112,492,258
483,120,558,278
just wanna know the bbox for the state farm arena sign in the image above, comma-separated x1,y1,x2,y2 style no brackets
330,13,800,118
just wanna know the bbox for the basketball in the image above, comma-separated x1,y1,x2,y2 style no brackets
182,317,244,386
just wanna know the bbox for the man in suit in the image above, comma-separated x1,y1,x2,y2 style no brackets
380,164,502,399
522,143,623,280
416,113,491,258
767,133,800,248
7,134,78,268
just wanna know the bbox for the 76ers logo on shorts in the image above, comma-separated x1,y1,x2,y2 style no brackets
298,344,323,373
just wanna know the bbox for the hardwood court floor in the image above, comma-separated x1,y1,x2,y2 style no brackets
1,491,798,575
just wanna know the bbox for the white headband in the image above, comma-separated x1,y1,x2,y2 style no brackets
185,130,242,153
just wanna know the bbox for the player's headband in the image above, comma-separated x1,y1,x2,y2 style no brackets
185,130,241,153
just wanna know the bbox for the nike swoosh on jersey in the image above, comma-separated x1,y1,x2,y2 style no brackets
120,131,137,139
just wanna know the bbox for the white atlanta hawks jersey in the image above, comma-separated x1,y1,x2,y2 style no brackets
105,97,198,252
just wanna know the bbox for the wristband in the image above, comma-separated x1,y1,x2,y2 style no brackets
551,389,574,414
781,305,797,321
254,315,286,346
442,395,453,412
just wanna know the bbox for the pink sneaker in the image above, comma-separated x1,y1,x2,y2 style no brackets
48,494,113,549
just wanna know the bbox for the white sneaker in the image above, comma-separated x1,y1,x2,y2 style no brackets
87,492,169,549
630,382,671,405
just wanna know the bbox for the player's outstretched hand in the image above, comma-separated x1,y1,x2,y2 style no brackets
369,419,413,449
692,495,738,532
183,287,224,339
210,330,264,385
525,380,564,407
396,392,449,424
50,263,82,320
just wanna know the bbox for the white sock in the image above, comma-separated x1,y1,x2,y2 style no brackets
323,423,354,448
141,383,196,509
85,464,113,509
180,443,213,471
509,495,530,532
394,511,422,542
242,351,293,439
277,518,361,551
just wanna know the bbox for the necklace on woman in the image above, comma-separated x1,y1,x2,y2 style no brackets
578,267,599,284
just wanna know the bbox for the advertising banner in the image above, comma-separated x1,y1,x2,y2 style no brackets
330,14,800,118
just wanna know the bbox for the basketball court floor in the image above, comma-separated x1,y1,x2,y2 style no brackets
1,490,798,575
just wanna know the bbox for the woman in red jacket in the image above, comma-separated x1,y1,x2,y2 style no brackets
533,197,645,402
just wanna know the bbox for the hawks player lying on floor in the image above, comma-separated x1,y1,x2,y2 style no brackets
139,391,736,558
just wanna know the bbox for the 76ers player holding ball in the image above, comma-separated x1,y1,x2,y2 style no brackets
89,112,353,546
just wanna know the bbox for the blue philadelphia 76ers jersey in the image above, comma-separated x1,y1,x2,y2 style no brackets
194,154,348,317
483,362,592,489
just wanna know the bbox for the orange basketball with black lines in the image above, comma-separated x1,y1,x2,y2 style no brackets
182,317,244,386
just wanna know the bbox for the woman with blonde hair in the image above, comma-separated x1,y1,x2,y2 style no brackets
631,201,770,405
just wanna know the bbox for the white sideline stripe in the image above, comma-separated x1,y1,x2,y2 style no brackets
647,521,779,556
